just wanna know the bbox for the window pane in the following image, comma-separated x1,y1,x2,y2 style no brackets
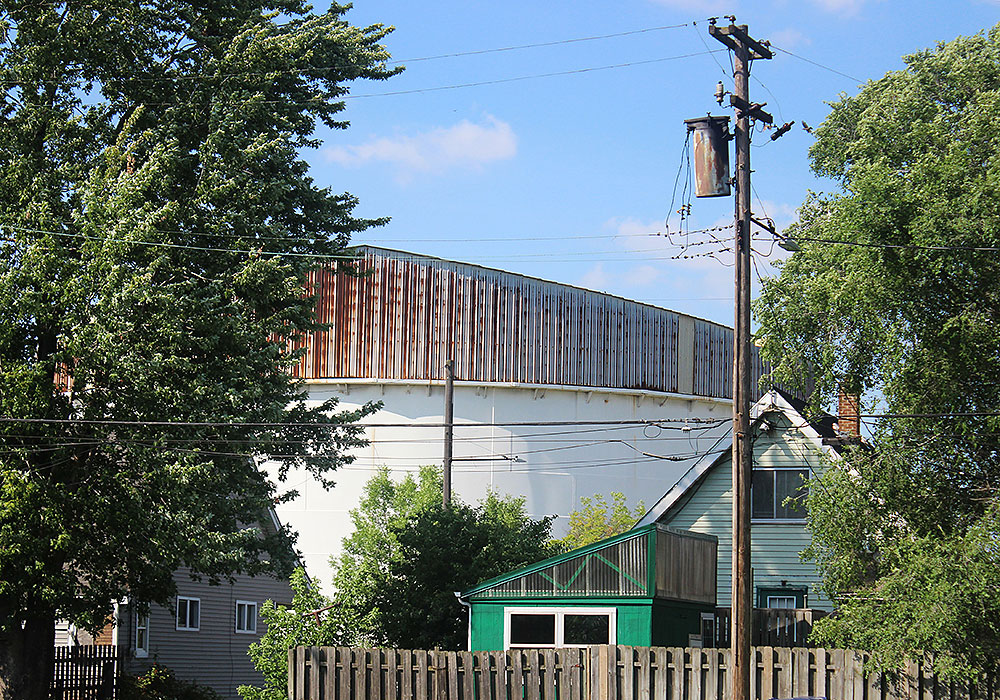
509,614,555,645
766,596,797,609
177,599,188,628
774,470,808,519
751,469,774,519
189,600,200,629
564,614,610,645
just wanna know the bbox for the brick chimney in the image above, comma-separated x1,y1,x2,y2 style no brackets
837,386,861,438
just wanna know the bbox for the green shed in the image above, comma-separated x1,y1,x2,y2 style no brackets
459,523,717,651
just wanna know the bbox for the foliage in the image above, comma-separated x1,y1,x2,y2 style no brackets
239,569,335,700
756,24,1000,676
328,466,445,644
242,468,556,696
553,492,645,552
372,489,558,649
120,665,222,700
0,0,396,696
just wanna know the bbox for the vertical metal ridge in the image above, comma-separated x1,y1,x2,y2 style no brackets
292,249,766,397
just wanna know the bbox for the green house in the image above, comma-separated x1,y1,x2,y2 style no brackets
460,524,717,651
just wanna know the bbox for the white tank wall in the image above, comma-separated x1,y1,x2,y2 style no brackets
272,379,730,591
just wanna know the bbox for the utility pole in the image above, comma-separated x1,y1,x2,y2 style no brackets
708,19,772,700
443,359,454,507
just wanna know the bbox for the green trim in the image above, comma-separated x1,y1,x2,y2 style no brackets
461,523,659,597
538,559,588,591
592,553,646,590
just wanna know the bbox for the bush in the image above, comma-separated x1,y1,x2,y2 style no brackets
120,664,223,700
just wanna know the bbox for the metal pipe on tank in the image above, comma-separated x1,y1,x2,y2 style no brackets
684,116,732,198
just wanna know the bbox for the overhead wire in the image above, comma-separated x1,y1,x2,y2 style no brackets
391,23,691,64
770,45,862,83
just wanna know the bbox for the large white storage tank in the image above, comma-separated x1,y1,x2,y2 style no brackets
274,247,770,588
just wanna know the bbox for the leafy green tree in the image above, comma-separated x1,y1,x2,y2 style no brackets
328,466,445,644
242,468,556,693
240,569,335,700
374,491,558,649
554,492,645,551
756,24,1000,677
0,1,396,696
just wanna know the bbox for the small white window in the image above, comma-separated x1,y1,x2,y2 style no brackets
176,597,200,631
135,613,149,657
766,595,797,609
235,600,257,634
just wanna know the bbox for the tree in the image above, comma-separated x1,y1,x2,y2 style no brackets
0,1,396,696
240,569,335,700
242,467,556,693
755,24,1000,677
554,492,645,551
373,489,557,649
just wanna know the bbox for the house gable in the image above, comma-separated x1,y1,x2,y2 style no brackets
635,390,840,612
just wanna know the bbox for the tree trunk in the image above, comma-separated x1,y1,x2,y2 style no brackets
0,613,55,700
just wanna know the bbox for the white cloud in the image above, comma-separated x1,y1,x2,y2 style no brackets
326,115,517,178
579,263,612,291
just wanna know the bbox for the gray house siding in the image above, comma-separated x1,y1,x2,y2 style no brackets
119,568,294,700
658,412,833,611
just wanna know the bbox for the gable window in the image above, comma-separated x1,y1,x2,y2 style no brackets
504,607,616,649
176,596,200,631
756,586,807,609
134,613,149,657
751,468,808,520
235,600,257,634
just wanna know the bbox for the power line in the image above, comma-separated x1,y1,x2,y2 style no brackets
770,45,862,83
1,50,723,107
391,24,691,64
791,235,1000,253
0,416,728,428
0,23,691,88
341,50,727,100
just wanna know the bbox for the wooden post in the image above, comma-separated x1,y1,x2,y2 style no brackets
706,19,773,700
443,359,454,507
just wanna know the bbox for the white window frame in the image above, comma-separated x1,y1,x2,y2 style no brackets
175,596,200,632
134,611,149,657
235,600,258,634
503,607,616,649
766,595,798,609
751,467,809,523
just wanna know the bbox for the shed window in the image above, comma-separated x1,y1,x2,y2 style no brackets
751,468,808,520
505,608,615,648
176,597,200,631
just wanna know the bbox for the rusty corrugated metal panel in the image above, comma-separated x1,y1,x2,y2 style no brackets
294,248,707,394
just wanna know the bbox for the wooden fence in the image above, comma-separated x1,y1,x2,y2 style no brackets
710,608,828,648
289,645,1000,700
51,645,123,700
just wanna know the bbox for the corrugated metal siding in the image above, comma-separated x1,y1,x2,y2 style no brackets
691,320,769,399
474,532,650,598
293,248,769,398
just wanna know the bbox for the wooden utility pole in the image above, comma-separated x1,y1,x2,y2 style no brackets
708,19,772,700
443,359,454,507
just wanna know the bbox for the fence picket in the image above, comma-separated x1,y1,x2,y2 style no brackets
511,649,525,700
285,645,1000,700
495,651,509,700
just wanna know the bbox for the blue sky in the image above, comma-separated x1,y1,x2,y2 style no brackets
311,0,999,326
